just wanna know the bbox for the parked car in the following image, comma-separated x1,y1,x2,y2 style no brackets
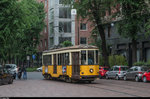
0,67,14,85
123,66,149,82
142,69,150,83
4,64,17,79
99,66,109,78
105,65,129,80
37,66,42,72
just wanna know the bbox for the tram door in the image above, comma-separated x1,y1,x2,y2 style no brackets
53,54,57,74
72,52,80,76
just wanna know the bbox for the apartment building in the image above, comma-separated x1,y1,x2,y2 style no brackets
48,0,95,49
48,0,75,48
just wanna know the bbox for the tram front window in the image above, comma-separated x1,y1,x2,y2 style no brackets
88,51,94,65
81,51,86,65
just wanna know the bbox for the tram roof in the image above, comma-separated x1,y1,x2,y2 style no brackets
43,45,99,53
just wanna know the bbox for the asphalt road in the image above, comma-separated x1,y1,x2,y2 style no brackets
0,72,150,97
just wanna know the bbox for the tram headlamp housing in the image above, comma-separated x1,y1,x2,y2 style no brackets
89,69,94,73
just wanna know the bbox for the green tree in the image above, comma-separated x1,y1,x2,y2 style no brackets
0,0,25,64
61,40,73,47
0,0,45,65
63,0,113,67
116,0,150,65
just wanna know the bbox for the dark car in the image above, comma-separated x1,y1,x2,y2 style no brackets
106,65,129,80
123,66,149,82
142,69,150,83
0,67,14,85
99,66,109,78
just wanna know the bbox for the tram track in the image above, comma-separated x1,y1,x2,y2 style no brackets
68,79,150,97
97,79,150,89
76,82,141,97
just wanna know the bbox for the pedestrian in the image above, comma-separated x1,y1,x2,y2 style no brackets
18,65,23,79
22,66,27,80
16,66,19,80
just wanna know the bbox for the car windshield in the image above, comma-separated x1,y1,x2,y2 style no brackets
121,67,129,71
5,65,12,69
104,68,109,70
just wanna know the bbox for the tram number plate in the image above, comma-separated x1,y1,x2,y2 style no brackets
89,66,94,68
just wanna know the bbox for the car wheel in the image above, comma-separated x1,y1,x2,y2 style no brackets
115,75,119,80
99,74,102,79
124,76,127,81
135,76,139,82
8,77,13,84
0,79,2,85
143,76,147,83
106,75,109,79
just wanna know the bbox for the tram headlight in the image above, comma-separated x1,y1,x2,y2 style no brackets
89,69,94,73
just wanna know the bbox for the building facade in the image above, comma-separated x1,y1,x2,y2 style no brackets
48,0,75,48
37,0,49,66
48,0,95,49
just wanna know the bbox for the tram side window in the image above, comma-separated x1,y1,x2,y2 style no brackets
43,55,52,66
60,53,69,65
96,50,98,65
88,50,94,65
65,53,69,65
58,54,61,65
81,51,86,65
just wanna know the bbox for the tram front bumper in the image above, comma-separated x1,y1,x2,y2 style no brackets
72,75,99,81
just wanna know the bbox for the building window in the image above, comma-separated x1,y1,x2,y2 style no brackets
45,0,47,8
45,27,47,33
80,23,87,30
45,39,47,50
59,21,71,33
80,37,87,44
59,37,71,44
59,0,64,4
41,40,43,49
50,22,54,34
50,37,54,46
59,7,71,18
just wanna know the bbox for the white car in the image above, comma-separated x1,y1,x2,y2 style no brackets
37,67,42,72
5,64,17,79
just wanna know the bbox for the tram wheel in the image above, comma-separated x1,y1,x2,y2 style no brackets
48,75,52,80
65,77,72,83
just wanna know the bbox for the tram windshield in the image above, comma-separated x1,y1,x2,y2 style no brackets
81,50,99,65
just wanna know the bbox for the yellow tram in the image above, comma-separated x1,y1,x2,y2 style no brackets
42,45,100,83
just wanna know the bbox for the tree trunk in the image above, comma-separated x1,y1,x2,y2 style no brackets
97,25,109,67
132,39,137,64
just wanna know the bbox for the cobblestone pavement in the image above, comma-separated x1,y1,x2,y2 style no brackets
0,72,150,97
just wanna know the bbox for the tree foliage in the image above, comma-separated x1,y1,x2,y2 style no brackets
61,40,73,47
115,0,150,64
0,0,45,64
63,0,114,66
